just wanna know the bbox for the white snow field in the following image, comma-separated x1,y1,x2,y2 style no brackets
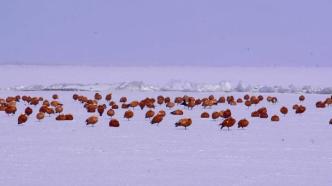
0,66,332,186
1,65,332,93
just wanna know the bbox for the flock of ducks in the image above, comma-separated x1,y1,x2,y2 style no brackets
1,92,332,130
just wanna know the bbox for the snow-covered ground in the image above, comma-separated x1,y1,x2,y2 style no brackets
1,65,332,94
0,66,331,186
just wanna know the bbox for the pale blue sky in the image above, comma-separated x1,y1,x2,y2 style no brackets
0,0,331,66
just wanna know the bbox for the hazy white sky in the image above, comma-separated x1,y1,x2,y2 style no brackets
0,0,331,66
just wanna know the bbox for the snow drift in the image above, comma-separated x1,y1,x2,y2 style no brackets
1,65,331,94
4,80,332,94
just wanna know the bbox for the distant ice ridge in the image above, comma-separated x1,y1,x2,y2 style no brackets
2,80,332,94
